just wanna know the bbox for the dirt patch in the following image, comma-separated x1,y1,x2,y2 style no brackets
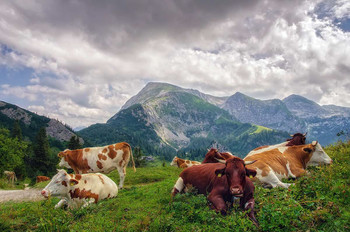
0,189,45,203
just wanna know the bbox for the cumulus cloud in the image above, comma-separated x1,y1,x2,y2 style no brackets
0,0,349,128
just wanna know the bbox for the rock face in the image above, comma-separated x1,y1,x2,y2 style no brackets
46,119,80,142
1,106,32,125
222,92,305,133
0,101,80,142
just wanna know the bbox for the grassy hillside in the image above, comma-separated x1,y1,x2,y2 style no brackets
1,142,349,231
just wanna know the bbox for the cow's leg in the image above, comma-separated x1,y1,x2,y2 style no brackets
240,178,259,227
55,199,67,209
82,198,95,208
171,177,184,197
258,168,291,188
117,166,125,189
208,193,227,215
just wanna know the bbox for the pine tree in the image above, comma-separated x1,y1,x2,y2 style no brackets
11,120,22,141
68,135,81,150
133,146,146,167
32,127,53,176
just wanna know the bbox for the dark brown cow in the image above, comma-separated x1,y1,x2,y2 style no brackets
286,133,307,146
36,176,50,183
202,148,234,163
172,157,258,227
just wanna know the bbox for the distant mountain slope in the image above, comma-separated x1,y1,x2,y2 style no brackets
220,92,349,145
0,101,79,143
282,95,350,145
80,83,289,159
222,92,306,133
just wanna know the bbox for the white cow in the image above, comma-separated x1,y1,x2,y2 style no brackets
41,169,118,209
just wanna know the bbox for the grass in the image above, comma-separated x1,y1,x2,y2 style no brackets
250,125,272,134
1,141,349,231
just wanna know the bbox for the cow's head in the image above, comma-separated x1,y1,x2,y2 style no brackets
202,148,224,163
41,169,79,198
170,156,178,166
305,141,332,166
215,157,257,197
58,149,72,169
286,133,307,146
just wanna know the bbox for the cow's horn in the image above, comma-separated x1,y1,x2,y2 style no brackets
303,132,308,136
312,141,318,146
290,134,294,137
244,160,257,165
214,158,226,164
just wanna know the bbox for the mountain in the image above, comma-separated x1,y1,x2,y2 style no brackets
220,92,349,145
80,82,289,159
283,94,329,118
121,82,227,110
222,92,306,133
0,100,80,143
282,95,350,144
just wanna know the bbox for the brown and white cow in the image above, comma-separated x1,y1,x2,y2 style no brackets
245,133,307,159
202,148,234,163
172,157,259,227
58,142,135,189
36,176,50,183
170,156,201,168
3,171,17,185
41,169,118,209
243,141,332,188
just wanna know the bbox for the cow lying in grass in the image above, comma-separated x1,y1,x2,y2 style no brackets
58,142,135,189
41,169,118,209
245,133,307,158
172,157,259,227
244,141,332,188
170,156,201,168
36,176,50,183
202,148,234,163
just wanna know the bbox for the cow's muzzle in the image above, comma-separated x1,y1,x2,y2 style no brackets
41,190,50,198
231,187,243,197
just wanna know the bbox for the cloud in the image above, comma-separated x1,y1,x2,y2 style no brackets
0,0,349,128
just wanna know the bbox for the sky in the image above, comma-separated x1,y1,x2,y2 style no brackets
0,0,349,129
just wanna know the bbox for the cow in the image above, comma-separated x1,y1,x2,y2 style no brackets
3,171,17,185
245,133,307,158
243,141,332,188
170,156,201,168
36,176,50,183
172,157,259,227
58,142,135,189
202,148,234,163
41,169,118,209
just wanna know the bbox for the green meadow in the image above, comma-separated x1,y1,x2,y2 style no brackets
0,142,349,231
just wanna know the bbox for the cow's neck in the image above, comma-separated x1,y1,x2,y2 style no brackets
286,147,310,169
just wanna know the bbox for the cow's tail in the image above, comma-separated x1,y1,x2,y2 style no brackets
127,143,136,172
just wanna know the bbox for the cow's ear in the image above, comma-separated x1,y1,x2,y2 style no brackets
246,168,257,178
58,152,66,158
69,179,79,186
215,168,226,177
303,147,312,153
